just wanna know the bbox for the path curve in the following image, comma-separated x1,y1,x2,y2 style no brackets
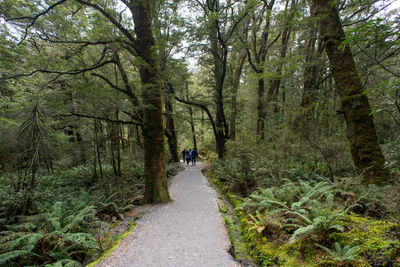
96,162,238,267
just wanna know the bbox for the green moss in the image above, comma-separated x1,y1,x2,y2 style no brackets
86,222,136,266
330,213,400,266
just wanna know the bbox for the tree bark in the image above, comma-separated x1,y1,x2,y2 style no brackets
312,0,389,185
185,82,197,151
130,0,171,203
256,78,266,140
298,6,324,133
267,0,294,113
229,50,246,140
207,0,229,159
248,0,275,140
164,95,180,162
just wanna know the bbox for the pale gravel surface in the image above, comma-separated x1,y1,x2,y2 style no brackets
96,162,239,267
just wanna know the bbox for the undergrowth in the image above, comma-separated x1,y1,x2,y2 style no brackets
0,161,177,266
208,156,400,267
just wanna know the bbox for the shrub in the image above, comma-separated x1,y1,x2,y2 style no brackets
0,201,104,266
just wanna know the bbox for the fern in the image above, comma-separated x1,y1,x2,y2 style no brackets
44,258,81,267
0,201,102,266
289,207,353,243
0,250,39,265
316,242,363,264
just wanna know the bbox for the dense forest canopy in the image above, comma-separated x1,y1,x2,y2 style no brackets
0,0,400,266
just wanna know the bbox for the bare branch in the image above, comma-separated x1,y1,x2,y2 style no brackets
58,112,142,125
2,59,115,84
355,42,400,77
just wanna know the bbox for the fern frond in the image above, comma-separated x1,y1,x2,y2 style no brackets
0,250,38,265
44,258,82,267
290,224,315,243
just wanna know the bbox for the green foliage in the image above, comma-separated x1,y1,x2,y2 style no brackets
0,201,103,266
238,178,336,217
289,209,349,243
210,158,258,196
316,242,363,265
247,210,282,236
212,165,400,266
0,158,154,266
331,214,400,266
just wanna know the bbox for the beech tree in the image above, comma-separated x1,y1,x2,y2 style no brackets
2,0,171,203
311,0,389,185
176,0,248,159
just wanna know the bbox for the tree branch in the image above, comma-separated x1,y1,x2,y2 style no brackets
91,73,128,95
74,0,138,47
175,94,218,138
6,0,68,45
58,112,142,125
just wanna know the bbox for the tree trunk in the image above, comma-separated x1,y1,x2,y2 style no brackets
164,95,180,162
94,119,104,186
130,0,170,203
229,50,246,140
256,78,266,140
267,0,294,113
116,110,122,176
312,0,389,185
248,0,275,141
298,9,323,133
207,1,229,159
185,82,197,151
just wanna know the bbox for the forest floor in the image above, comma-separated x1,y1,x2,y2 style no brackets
94,162,238,267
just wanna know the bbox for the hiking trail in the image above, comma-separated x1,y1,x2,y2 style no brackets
95,162,238,267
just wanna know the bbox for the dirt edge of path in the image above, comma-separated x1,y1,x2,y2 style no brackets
86,163,185,266
202,166,256,267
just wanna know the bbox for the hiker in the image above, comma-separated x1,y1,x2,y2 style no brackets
181,148,187,163
186,149,192,165
191,148,197,166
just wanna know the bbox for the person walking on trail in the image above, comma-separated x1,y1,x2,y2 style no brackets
181,148,187,163
186,149,192,165
191,148,197,166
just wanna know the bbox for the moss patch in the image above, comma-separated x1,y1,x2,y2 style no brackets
86,222,136,266
331,213,400,266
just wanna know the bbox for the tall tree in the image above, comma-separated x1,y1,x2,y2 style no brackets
266,0,296,114
183,0,247,158
246,0,276,140
154,0,184,163
126,0,171,202
3,0,171,203
312,0,389,185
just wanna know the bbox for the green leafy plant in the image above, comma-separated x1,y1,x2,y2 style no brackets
211,158,258,196
247,210,281,236
316,242,363,266
0,201,103,266
289,209,346,243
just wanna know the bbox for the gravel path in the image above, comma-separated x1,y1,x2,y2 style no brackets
96,162,239,267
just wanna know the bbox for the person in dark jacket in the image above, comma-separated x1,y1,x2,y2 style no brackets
191,148,197,166
186,149,192,165
181,149,187,163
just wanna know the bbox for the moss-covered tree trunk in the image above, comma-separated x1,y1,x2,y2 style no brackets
249,0,275,141
256,78,266,140
185,82,198,151
229,50,246,141
207,0,229,159
164,96,180,162
130,0,171,203
312,0,389,185
267,0,294,114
